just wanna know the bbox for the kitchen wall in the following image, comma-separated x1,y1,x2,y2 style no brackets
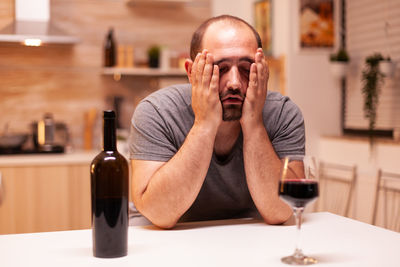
285,0,342,156
0,0,210,149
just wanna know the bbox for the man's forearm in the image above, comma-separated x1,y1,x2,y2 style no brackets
137,124,217,228
242,124,292,224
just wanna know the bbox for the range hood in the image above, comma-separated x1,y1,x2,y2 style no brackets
0,0,80,46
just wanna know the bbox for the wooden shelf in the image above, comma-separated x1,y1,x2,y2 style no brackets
102,67,187,77
102,55,286,95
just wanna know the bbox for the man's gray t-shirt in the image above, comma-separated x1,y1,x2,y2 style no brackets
129,83,305,222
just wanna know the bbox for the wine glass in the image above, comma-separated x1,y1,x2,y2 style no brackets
279,155,319,265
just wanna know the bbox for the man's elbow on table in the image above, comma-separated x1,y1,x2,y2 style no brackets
260,208,293,225
149,216,179,230
262,215,291,225
133,199,179,230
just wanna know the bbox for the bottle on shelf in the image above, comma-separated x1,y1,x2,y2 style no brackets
125,45,135,68
104,28,117,67
90,110,129,258
117,45,126,68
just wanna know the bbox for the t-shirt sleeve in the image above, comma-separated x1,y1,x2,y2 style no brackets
128,100,177,161
270,99,305,158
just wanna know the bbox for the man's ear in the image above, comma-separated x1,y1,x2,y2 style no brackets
185,59,193,83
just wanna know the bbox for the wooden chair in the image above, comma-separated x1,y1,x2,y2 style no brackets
372,169,400,232
314,161,357,217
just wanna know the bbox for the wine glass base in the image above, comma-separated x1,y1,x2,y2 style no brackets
281,254,317,265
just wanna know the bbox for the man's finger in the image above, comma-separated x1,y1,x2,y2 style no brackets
196,50,207,85
191,53,201,85
210,65,219,94
248,63,258,92
202,53,213,89
256,51,265,92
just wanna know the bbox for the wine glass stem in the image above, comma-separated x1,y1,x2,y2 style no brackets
293,207,304,257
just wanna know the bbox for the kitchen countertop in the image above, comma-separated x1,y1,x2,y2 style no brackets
0,150,101,166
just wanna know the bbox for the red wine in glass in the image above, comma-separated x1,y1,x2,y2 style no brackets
279,156,319,265
279,179,319,208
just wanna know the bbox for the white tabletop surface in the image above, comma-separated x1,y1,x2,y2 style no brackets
0,212,399,267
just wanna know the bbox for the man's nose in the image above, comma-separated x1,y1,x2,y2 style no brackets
226,66,241,90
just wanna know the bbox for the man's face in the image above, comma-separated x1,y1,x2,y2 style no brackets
202,22,258,121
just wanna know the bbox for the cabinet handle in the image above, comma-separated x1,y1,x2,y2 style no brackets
0,171,3,206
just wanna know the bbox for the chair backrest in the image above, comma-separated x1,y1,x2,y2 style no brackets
314,161,357,217
372,169,400,232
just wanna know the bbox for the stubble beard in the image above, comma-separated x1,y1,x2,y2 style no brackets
220,89,245,121
222,104,243,121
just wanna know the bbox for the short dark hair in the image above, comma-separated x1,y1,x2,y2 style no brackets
189,15,262,61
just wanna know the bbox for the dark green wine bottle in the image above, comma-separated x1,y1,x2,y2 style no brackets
90,110,129,258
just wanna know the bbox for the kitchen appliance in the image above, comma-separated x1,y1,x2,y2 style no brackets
0,133,29,152
0,114,70,155
32,113,69,153
0,123,29,154
0,0,80,46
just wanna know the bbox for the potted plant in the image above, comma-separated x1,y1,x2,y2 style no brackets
147,45,160,68
329,48,350,78
379,56,396,77
361,53,385,134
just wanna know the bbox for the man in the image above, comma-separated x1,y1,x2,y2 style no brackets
129,15,305,229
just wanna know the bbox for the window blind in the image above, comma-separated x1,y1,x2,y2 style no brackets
345,0,400,130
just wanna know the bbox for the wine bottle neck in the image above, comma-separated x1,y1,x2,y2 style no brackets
103,117,117,151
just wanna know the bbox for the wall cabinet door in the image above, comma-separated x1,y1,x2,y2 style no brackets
0,164,91,234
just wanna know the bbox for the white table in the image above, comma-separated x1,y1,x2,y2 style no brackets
0,212,399,267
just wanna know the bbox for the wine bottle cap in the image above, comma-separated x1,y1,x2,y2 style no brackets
103,110,115,119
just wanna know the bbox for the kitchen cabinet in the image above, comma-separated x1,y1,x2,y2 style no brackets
0,153,95,234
